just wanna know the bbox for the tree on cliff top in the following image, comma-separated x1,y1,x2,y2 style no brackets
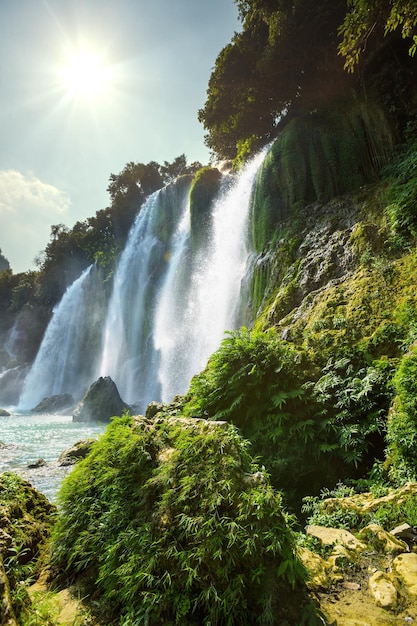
199,0,351,159
199,0,417,161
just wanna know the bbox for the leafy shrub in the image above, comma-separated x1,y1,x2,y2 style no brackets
311,357,391,469
184,328,325,501
385,140,417,246
185,329,393,505
51,415,319,625
386,346,417,482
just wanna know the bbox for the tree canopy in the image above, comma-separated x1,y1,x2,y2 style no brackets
199,0,417,161
338,0,417,71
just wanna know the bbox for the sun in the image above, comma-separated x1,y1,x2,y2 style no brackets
59,46,113,101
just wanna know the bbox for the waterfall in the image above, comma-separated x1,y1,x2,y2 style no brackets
19,265,104,410
98,180,191,407
154,149,268,401
18,148,267,413
100,149,267,410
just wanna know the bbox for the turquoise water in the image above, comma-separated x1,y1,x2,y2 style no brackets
0,410,105,501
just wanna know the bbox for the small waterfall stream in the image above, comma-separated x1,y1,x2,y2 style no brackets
98,180,191,407
18,265,103,409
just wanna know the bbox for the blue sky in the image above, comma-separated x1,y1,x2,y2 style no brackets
0,0,240,273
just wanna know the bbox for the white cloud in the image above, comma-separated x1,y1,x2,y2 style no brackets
0,170,71,273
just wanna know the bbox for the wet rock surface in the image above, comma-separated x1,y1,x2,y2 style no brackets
72,376,131,423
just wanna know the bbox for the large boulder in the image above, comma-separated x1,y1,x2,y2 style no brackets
72,376,130,423
32,393,75,414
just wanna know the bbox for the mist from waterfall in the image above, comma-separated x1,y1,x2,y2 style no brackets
18,265,104,410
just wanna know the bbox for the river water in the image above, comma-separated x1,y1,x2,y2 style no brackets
0,410,105,502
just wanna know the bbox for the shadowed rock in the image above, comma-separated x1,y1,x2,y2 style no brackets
73,376,131,423
32,393,75,414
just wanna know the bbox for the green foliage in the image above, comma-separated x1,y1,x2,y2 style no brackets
200,0,350,160
184,328,319,502
51,415,318,625
385,140,417,246
184,329,395,507
0,472,55,621
386,346,417,481
311,357,391,470
338,0,417,72
302,482,417,533
251,101,394,252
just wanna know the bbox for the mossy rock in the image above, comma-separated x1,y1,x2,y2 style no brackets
0,473,56,621
251,99,394,252
51,415,321,625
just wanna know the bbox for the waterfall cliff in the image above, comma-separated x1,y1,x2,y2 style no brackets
18,150,267,411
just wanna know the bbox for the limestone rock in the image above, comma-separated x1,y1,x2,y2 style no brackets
369,571,397,609
72,376,131,423
32,393,75,414
320,482,417,516
0,408,10,417
327,543,357,574
306,525,366,552
390,523,417,548
58,439,96,466
392,552,417,598
358,523,409,554
298,546,331,589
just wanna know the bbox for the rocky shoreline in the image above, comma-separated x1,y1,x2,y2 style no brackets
2,421,417,625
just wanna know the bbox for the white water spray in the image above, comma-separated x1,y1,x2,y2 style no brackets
98,182,190,406
154,149,267,401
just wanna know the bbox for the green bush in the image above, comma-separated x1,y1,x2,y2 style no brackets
385,140,417,246
184,330,393,506
51,415,319,625
386,346,417,482
311,357,391,469
184,328,322,500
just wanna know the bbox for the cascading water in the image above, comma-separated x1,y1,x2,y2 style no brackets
154,148,268,401
18,148,267,413
99,148,267,410
98,179,191,407
19,265,104,409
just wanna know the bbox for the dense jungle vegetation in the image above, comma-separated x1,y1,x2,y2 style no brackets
2,0,417,624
